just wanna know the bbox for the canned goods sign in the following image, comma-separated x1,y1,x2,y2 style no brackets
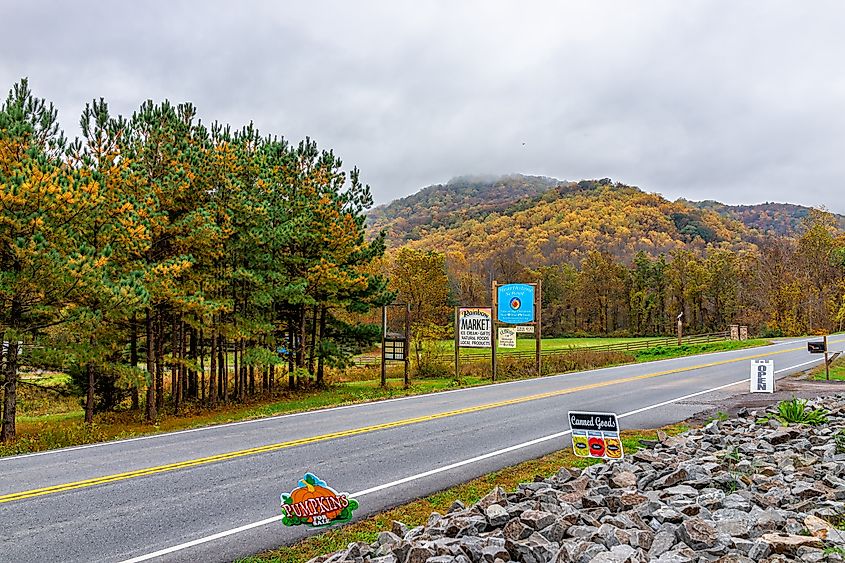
568,411,624,460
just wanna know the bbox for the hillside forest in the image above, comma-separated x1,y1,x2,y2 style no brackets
2,78,845,444
377,177,845,343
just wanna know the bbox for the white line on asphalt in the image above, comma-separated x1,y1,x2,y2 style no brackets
117,357,822,562
2,338,815,462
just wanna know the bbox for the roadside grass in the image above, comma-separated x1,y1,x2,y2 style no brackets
810,357,845,381
236,423,689,563
632,339,769,362
0,339,767,457
454,336,655,356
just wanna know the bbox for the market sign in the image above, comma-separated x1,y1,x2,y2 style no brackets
568,411,623,460
280,473,359,527
458,307,492,348
498,327,517,348
750,360,774,393
497,284,535,324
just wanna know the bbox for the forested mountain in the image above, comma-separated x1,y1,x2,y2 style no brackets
370,177,757,265
375,176,845,340
366,174,558,242
369,175,842,261
683,200,845,236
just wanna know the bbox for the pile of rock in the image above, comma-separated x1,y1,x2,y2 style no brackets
310,396,845,563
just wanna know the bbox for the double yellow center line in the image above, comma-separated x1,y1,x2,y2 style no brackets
0,344,813,504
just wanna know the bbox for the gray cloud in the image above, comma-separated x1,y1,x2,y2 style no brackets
2,0,844,211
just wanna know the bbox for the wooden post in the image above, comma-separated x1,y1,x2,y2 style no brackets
492,280,498,382
454,307,460,380
535,280,542,377
825,334,830,381
404,303,411,388
380,306,387,387
677,316,683,346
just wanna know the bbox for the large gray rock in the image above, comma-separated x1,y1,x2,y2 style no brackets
485,504,509,528
675,518,718,550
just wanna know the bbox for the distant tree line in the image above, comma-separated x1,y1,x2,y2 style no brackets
0,79,390,441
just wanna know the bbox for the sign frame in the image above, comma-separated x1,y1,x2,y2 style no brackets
491,280,542,382
750,359,774,393
567,411,624,460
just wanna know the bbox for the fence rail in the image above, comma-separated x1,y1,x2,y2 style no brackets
352,331,732,366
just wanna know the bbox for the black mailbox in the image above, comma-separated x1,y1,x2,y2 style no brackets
808,341,826,354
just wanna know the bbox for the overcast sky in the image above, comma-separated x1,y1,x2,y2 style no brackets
2,1,844,211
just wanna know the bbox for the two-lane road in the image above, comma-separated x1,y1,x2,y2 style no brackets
0,337,837,562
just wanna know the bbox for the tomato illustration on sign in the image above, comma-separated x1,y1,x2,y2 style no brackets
280,473,359,527
588,436,606,457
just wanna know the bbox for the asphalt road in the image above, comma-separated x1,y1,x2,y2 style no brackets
0,337,839,562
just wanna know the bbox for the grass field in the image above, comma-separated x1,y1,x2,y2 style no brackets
811,357,845,381
237,422,690,563
1,338,768,457
448,336,655,355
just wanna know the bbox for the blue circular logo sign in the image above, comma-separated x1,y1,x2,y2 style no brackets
510,297,521,311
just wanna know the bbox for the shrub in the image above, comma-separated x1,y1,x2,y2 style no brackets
760,398,829,426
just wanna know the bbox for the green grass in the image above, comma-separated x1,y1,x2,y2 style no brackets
632,339,769,361
439,336,656,356
811,357,845,381
236,423,689,563
1,339,769,458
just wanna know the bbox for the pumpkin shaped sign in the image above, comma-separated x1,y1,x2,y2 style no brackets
280,474,359,527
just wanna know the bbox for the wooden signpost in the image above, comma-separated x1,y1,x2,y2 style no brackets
381,304,410,388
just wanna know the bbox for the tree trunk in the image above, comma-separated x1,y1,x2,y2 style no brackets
172,315,180,414
130,313,139,410
84,362,95,424
155,309,164,413
1,340,19,442
221,336,228,404
188,326,197,399
180,320,187,403
145,308,157,422
199,327,206,403
209,325,217,406
308,305,318,374
233,338,240,401
288,327,295,388
298,306,306,371
249,364,255,395
317,306,327,387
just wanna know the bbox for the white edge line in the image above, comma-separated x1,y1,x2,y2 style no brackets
3,337,815,462
117,358,822,563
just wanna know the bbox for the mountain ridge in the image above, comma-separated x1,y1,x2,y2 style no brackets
367,175,841,255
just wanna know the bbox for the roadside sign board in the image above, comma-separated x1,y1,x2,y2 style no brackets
498,327,517,348
568,411,623,460
750,360,774,393
515,325,535,333
457,308,492,348
497,284,535,324
280,473,358,528
383,339,405,361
